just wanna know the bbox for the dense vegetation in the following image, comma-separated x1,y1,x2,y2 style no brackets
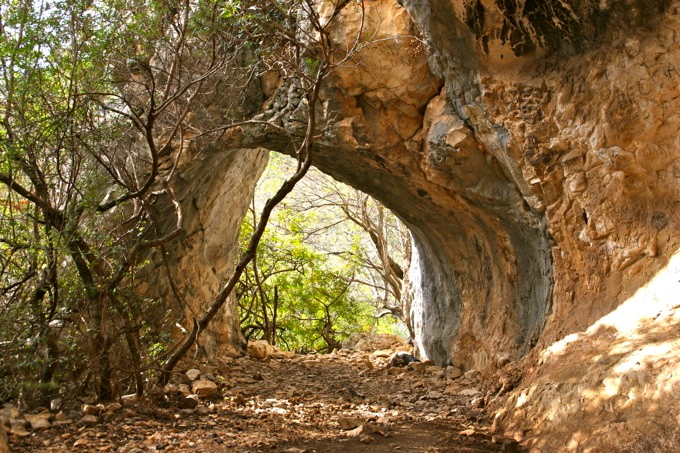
0,0,405,408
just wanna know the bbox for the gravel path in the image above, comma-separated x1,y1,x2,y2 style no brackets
7,350,520,452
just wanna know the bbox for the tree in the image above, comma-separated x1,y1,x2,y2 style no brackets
0,0,263,401
237,199,376,353
157,0,373,382
0,0,371,401
236,153,410,353
272,153,411,317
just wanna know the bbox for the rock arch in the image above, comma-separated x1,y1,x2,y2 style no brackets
141,0,679,447
149,0,678,374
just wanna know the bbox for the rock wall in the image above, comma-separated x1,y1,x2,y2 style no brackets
137,143,267,358
396,0,679,360
152,0,679,448
347,0,678,448
135,58,269,358
307,0,556,370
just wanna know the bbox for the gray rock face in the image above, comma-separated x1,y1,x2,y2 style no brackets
289,1,553,369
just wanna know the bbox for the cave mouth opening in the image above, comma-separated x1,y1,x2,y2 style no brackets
237,152,411,354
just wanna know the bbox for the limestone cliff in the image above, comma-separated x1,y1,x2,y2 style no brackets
152,0,679,449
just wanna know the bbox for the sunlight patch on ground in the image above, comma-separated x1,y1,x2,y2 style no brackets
543,247,680,362
499,247,680,451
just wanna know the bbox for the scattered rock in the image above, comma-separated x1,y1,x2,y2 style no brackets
204,372,216,381
407,361,429,374
389,351,420,367
337,417,362,430
459,388,482,397
50,398,62,412
5,350,505,451
81,403,104,416
247,340,276,359
79,414,99,426
9,418,27,430
446,367,463,380
25,412,51,430
421,391,444,400
196,405,211,415
360,434,374,444
186,369,202,381
346,424,367,437
347,387,365,399
53,411,73,426
1,405,19,420
106,402,122,413
120,393,139,406
464,369,481,381
177,395,199,409
73,437,90,447
164,383,179,394
192,379,218,398
10,425,31,438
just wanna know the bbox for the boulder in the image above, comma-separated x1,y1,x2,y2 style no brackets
53,411,73,426
79,414,99,426
25,412,51,430
445,367,463,380
389,351,420,367
9,424,30,438
185,368,201,381
246,339,276,359
191,379,218,398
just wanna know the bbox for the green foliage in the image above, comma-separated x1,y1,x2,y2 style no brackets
239,208,372,353
0,0,374,405
238,153,406,353
303,56,320,77
0,0,204,403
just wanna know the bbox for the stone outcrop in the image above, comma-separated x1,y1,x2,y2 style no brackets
137,143,267,358
132,55,269,358
493,250,680,450
151,0,679,448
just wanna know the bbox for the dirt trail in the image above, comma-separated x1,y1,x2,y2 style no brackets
9,350,520,452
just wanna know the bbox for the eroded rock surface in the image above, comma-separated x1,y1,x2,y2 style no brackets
142,0,679,449
493,250,680,450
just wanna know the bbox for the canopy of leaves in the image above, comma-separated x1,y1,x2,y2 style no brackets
0,0,288,403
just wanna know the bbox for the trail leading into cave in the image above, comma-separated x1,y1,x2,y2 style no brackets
9,349,520,452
